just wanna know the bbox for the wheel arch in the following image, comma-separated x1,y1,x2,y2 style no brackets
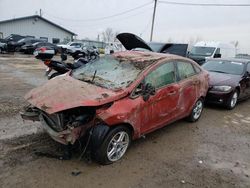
199,95,205,102
112,122,135,138
235,86,240,94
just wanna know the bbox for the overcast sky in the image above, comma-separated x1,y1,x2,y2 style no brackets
0,0,250,53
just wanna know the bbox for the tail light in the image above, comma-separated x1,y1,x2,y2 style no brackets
39,47,47,52
44,60,51,66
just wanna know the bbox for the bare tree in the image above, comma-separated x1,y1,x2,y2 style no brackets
166,38,173,43
230,41,239,48
187,36,203,51
101,28,118,43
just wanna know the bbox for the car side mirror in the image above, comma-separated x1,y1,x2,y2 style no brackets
142,83,156,101
245,71,250,78
214,53,221,58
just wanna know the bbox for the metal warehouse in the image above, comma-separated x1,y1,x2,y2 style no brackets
0,15,76,43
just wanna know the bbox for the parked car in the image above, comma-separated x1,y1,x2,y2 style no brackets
5,34,25,43
70,46,99,61
66,43,84,54
57,42,83,52
2,34,26,52
8,37,44,52
0,42,7,53
188,41,236,65
116,33,188,57
21,33,209,164
148,42,188,57
0,38,6,43
202,58,250,109
21,42,59,54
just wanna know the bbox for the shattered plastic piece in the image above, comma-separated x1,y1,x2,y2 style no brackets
71,171,82,176
181,180,185,184
199,160,203,164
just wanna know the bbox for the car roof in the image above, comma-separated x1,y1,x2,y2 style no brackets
113,50,191,69
207,58,250,64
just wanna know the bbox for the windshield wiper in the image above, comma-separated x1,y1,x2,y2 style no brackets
210,70,229,74
92,70,97,82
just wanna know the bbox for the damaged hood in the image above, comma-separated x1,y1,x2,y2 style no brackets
25,75,127,114
116,33,153,51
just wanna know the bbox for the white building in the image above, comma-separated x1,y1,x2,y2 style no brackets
0,15,76,43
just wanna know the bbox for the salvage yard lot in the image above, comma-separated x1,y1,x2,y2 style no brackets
0,54,250,188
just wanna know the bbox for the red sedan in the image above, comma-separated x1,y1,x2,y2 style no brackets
21,50,208,164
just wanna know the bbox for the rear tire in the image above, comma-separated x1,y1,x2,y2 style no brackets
92,126,131,165
187,98,204,122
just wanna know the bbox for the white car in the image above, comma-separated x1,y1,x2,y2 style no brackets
57,42,83,53
188,41,236,65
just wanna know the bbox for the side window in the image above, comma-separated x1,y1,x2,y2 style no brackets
37,43,44,47
215,48,220,54
145,62,176,89
40,37,48,42
214,48,221,58
193,64,201,73
247,63,250,72
52,38,60,44
177,61,196,80
71,43,81,47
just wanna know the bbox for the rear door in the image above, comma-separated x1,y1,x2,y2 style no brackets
176,61,199,116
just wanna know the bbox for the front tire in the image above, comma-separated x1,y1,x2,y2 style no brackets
92,126,131,165
226,90,238,110
48,72,61,80
187,98,204,122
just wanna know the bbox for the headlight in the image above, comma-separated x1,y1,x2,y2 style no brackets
211,86,232,92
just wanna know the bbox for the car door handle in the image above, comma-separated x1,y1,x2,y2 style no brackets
193,80,200,85
167,90,177,96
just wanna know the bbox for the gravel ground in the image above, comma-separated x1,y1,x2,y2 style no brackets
0,54,249,188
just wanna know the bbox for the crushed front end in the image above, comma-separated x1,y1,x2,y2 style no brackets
20,105,96,145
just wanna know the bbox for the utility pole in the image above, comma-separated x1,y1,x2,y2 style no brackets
39,9,42,17
150,0,157,42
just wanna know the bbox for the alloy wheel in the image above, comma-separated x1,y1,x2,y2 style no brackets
230,92,238,108
193,100,203,120
107,131,129,162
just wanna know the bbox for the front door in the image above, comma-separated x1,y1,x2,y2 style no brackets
139,61,181,134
